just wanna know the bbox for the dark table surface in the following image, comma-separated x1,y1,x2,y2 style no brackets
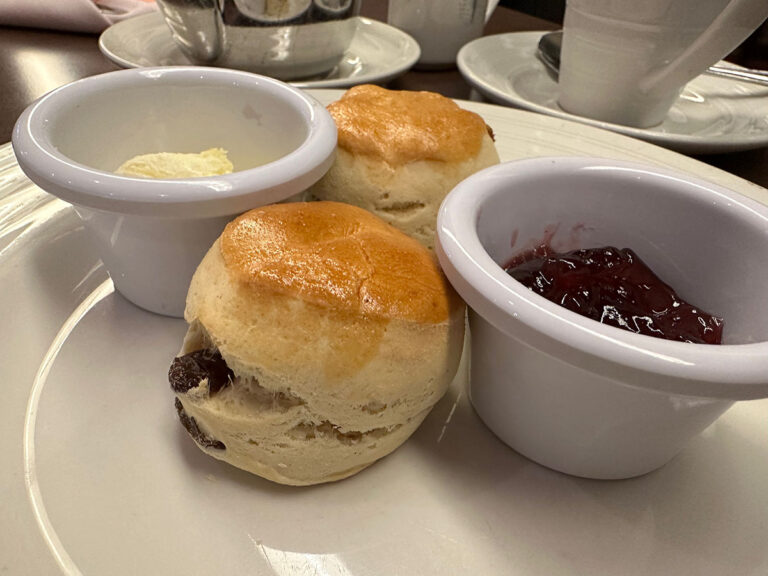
1,1,766,188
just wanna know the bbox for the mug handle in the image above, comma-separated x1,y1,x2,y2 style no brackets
640,0,768,94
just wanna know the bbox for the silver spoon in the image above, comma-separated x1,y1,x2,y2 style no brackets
537,31,768,87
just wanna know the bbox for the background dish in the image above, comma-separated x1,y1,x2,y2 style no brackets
458,32,768,154
3,92,768,575
98,13,420,89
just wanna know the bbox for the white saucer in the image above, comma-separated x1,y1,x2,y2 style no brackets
99,13,420,89
457,31,768,155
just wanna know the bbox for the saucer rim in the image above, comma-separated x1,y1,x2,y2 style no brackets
98,13,420,90
457,31,768,155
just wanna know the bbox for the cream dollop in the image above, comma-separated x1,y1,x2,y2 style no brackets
116,148,233,178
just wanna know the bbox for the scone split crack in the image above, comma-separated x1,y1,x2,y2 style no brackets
171,338,410,433
171,339,424,486
170,346,305,412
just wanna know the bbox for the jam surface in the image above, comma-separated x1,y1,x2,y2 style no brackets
506,246,723,344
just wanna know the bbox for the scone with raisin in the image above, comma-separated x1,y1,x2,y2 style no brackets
168,201,466,485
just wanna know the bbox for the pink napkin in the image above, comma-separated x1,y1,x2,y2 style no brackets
0,0,157,34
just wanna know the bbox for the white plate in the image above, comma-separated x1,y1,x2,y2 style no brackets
3,92,768,575
98,13,420,89
458,31,768,155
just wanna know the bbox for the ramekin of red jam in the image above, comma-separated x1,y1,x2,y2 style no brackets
435,156,768,481
505,246,723,345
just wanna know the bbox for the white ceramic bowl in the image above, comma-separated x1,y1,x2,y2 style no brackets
436,157,768,480
13,67,336,317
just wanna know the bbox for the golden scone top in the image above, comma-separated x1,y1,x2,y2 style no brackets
328,85,489,166
220,202,461,324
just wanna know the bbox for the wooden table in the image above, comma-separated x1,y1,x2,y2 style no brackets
1,2,766,188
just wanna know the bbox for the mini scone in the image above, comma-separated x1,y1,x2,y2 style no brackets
308,85,500,249
168,201,466,485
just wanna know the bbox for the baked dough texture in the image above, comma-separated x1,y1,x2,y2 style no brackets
308,85,500,249
172,201,466,485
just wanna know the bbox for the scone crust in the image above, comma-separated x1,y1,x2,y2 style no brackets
328,84,490,165
219,201,461,323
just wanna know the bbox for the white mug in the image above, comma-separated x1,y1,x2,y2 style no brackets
558,0,768,128
388,0,499,68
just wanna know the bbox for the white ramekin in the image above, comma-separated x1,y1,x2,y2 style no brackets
436,157,768,479
13,67,337,317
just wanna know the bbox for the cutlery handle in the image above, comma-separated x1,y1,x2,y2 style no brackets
706,65,768,87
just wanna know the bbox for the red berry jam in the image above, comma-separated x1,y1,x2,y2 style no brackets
505,246,723,344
